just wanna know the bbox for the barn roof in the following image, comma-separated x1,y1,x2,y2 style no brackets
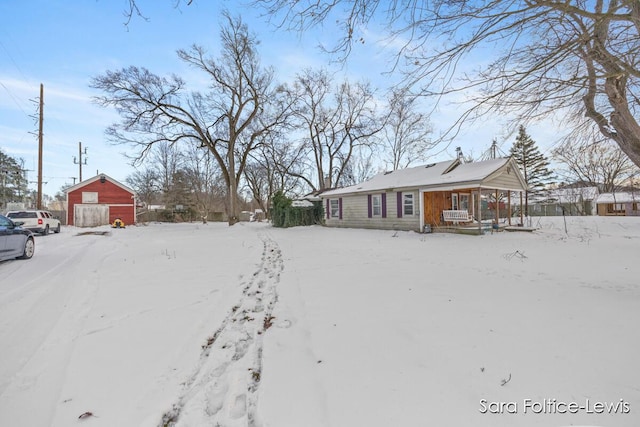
321,157,526,196
64,173,135,195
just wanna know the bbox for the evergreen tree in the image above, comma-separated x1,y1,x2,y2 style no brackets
0,149,29,209
510,126,554,216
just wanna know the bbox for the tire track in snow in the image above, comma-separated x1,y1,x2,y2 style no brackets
0,232,122,424
160,231,282,427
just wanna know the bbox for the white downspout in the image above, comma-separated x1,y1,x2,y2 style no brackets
419,189,425,232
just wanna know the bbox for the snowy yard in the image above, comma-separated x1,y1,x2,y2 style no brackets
0,216,638,427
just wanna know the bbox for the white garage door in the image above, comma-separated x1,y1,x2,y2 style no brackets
74,204,109,227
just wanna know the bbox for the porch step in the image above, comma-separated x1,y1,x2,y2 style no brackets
431,225,488,236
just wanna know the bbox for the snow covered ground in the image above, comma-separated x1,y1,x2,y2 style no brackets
0,216,638,427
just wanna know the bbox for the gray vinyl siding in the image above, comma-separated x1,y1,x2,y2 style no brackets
324,190,421,232
483,168,526,191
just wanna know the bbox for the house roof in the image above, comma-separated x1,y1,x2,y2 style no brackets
596,192,640,204
531,186,599,203
292,200,314,207
64,173,135,195
321,157,526,197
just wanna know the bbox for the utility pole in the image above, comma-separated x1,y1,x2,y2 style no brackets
73,142,88,182
37,83,44,209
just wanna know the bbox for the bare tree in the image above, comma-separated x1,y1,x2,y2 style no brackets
243,160,271,217
338,145,378,186
92,13,289,224
383,88,434,170
181,144,226,219
254,1,640,168
125,168,160,207
244,136,286,217
291,68,383,190
553,137,639,192
123,0,193,25
150,141,183,197
262,132,313,195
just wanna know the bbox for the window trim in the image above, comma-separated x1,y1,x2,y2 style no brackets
403,192,414,216
372,194,382,217
330,199,340,218
451,193,459,210
82,191,99,203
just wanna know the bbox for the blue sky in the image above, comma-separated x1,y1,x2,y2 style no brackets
0,0,561,197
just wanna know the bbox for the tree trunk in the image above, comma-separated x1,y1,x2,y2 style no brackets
227,149,239,225
604,75,640,167
228,190,239,225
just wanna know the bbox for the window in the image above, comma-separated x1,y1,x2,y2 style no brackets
372,195,382,216
459,194,470,211
369,193,387,218
330,199,340,218
451,193,459,210
7,211,37,219
82,192,98,203
403,193,414,216
607,203,625,213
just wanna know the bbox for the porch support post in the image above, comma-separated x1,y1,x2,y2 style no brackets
477,187,482,234
495,189,499,225
520,191,524,225
419,190,424,232
508,191,512,225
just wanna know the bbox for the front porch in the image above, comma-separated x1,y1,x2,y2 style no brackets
422,188,526,235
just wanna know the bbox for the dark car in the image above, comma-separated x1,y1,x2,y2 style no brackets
0,214,35,261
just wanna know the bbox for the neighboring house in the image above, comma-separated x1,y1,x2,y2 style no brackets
65,174,136,227
528,186,599,216
320,157,528,232
595,192,640,216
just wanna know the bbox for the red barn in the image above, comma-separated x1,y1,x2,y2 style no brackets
65,174,136,227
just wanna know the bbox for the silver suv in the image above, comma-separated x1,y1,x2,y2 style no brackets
5,210,61,235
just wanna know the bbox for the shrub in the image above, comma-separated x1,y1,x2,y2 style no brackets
271,191,324,228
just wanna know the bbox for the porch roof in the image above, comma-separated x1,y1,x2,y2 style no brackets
322,157,526,197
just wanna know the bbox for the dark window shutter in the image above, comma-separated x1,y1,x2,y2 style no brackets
326,199,330,219
338,198,343,219
382,193,387,218
367,194,372,218
397,192,403,218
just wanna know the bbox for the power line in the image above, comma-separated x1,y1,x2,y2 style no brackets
0,31,38,116
0,80,30,117
0,38,32,83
